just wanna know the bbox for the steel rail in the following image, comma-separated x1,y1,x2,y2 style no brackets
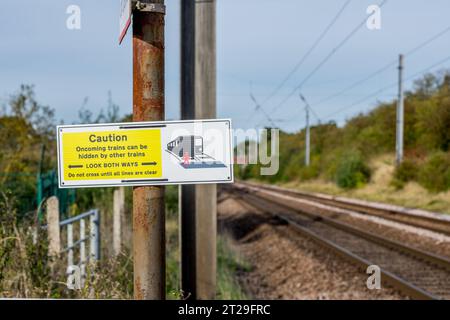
227,186,450,300
246,189,450,272
280,214,438,300
239,181,450,236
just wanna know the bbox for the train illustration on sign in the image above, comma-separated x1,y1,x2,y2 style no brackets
167,136,226,169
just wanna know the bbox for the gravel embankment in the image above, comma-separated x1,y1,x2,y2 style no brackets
218,194,406,300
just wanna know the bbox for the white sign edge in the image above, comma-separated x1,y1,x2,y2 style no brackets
56,119,235,189
119,0,132,45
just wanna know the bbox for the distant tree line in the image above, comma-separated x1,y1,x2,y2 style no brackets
237,70,450,192
0,86,130,215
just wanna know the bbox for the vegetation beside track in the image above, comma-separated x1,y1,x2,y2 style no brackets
0,184,248,298
279,154,450,214
237,71,450,210
0,86,247,298
165,185,248,300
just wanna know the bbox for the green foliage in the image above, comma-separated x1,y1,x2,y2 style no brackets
74,188,113,217
165,185,182,299
391,160,419,189
217,237,249,300
235,70,450,193
0,173,36,215
25,229,52,291
0,85,57,214
0,192,54,297
6,84,56,138
414,95,450,152
343,103,396,155
335,151,371,189
165,185,178,216
164,186,248,300
78,250,134,299
418,152,450,192
299,156,321,181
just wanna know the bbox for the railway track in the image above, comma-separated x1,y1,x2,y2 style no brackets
238,181,450,236
224,184,450,300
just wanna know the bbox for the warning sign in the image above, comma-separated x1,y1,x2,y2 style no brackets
61,129,162,182
57,119,234,188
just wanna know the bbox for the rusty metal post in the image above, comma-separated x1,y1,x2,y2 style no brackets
132,0,166,300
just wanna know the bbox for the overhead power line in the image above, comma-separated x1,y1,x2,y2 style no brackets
269,0,389,114
311,24,450,108
245,82,258,123
247,0,352,128
249,92,277,128
256,93,322,128
322,53,450,121
405,25,450,56
300,93,321,124
260,0,352,106
312,62,397,107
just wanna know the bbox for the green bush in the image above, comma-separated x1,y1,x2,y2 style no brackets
391,159,419,189
217,237,249,300
298,156,320,181
299,165,319,181
418,152,450,192
281,151,304,181
165,185,178,216
231,71,450,193
335,151,371,189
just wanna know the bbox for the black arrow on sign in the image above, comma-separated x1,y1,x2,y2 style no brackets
69,165,83,169
142,162,157,166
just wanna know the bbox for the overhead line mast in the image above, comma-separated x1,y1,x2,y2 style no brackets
322,52,450,120
311,24,450,109
300,94,311,167
396,54,404,165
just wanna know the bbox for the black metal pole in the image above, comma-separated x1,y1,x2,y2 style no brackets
180,0,197,300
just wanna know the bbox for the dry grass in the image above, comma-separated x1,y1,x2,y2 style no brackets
165,210,249,300
0,227,134,299
281,153,450,215
1,186,250,300
216,236,249,300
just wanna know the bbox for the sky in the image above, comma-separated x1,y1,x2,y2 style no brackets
1,0,450,133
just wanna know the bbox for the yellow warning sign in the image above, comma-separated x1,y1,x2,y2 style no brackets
61,129,162,181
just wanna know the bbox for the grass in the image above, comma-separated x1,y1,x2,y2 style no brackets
166,214,182,299
165,214,249,300
217,236,249,300
1,185,248,299
164,185,249,299
279,154,450,214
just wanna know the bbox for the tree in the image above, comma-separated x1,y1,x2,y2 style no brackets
0,85,57,213
78,91,121,124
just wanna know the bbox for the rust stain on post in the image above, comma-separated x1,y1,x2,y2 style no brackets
133,13,165,122
134,276,144,300
132,5,166,300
